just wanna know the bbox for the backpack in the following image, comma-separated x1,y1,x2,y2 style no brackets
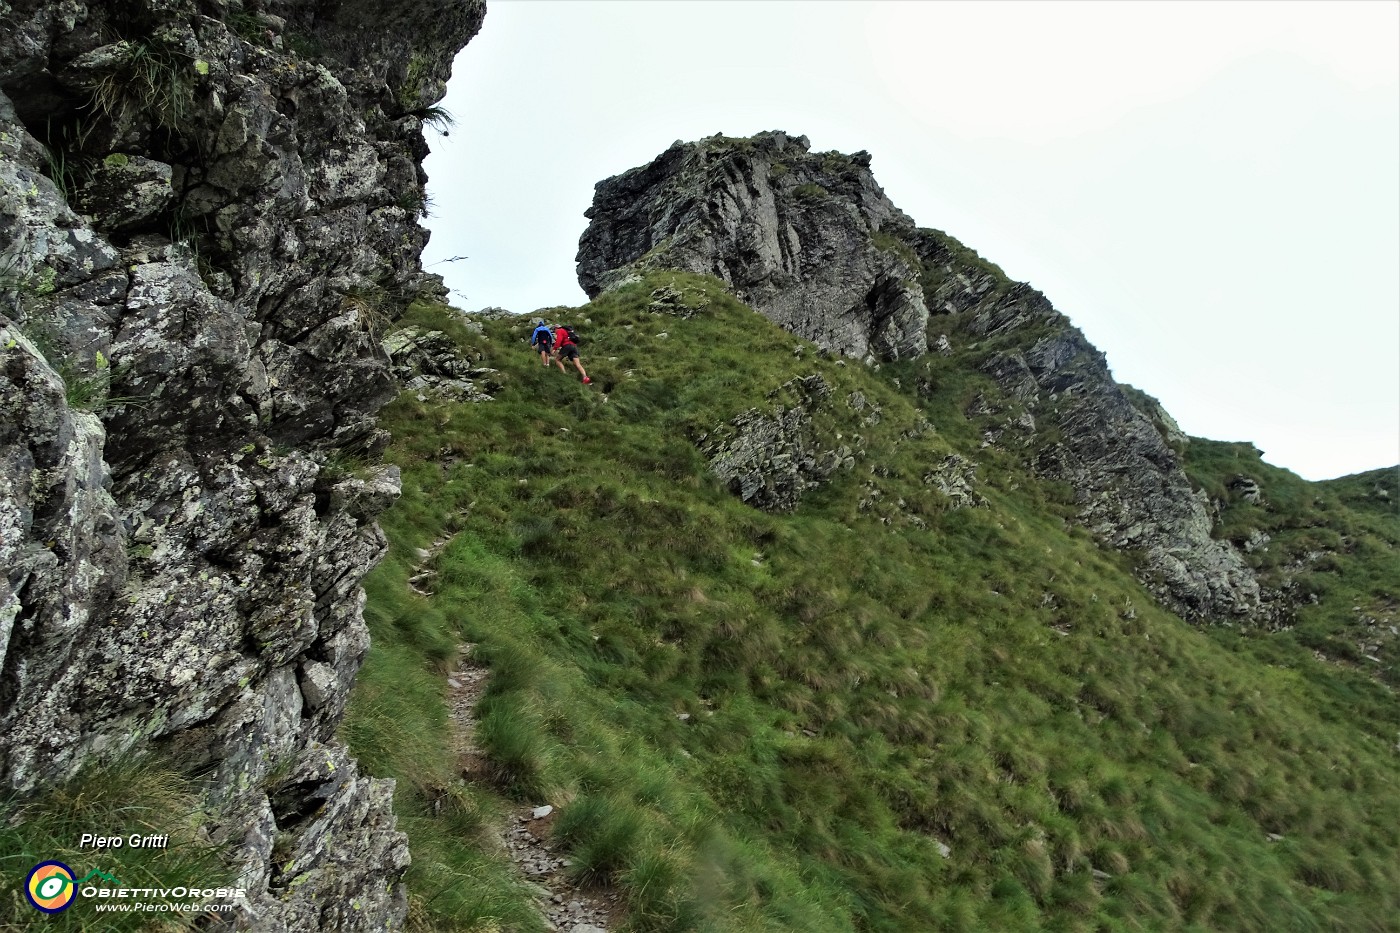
531,324,553,347
563,325,579,346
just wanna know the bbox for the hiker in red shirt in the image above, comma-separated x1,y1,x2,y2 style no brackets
552,325,590,384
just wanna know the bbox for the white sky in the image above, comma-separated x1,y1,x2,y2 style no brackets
422,0,1400,482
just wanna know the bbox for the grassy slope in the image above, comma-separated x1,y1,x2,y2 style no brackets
1179,440,1399,734
344,274,1400,932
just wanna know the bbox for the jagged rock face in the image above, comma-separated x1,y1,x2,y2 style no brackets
578,131,929,362
0,0,484,929
913,230,1262,622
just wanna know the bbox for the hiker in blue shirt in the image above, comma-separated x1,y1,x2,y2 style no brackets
529,320,554,367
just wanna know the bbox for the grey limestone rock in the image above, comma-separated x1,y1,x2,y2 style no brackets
0,321,127,731
578,131,929,362
705,374,849,512
0,0,486,928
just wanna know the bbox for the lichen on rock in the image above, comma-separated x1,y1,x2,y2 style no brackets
0,0,485,927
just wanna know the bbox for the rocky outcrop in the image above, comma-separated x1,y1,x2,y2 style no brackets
581,134,1262,623
578,131,929,362
923,454,986,510
702,374,854,512
0,0,484,928
915,229,1262,621
384,324,501,402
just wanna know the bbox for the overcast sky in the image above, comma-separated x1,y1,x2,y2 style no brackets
421,0,1399,482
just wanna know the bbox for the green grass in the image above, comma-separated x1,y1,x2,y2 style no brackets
339,540,547,932
345,274,1400,931
1180,438,1400,734
0,758,234,930
84,39,196,133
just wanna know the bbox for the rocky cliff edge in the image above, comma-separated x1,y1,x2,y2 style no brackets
578,131,929,363
1,0,484,928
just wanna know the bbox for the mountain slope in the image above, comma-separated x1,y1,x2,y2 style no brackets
347,277,1399,931
576,131,1264,626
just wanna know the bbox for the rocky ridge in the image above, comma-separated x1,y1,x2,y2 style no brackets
578,133,1262,623
1,0,484,928
911,229,1263,621
578,131,929,363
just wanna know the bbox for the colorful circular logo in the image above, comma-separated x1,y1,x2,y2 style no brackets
25,861,76,913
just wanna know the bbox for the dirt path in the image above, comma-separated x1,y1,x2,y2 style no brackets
446,643,622,933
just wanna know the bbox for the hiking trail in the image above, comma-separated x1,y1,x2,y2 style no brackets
447,642,622,933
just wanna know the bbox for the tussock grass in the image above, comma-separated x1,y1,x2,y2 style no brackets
347,275,1400,931
1182,439,1399,729
0,758,233,930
